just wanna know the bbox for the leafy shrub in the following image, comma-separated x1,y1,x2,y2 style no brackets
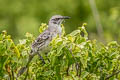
0,23,120,80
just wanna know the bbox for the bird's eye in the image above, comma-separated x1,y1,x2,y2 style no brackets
56,18,59,20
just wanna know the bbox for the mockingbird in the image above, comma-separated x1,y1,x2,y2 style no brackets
17,15,70,78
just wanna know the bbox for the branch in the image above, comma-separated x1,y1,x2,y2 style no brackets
105,70,120,80
11,69,14,80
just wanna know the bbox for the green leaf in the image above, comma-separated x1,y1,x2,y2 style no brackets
43,70,53,76
81,71,89,78
56,44,65,56
0,55,8,71
69,30,80,36
107,41,118,46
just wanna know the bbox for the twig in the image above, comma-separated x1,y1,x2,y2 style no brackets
105,70,120,80
79,62,81,77
76,62,79,76
11,69,14,80
66,65,69,76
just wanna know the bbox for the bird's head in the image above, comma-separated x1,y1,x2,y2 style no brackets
49,15,70,25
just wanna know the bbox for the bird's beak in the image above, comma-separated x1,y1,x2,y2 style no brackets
62,16,71,19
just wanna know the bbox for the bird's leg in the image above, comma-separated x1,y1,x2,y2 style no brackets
37,53,45,64
45,52,50,63
47,58,50,63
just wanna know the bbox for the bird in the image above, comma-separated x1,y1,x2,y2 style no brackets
17,15,70,78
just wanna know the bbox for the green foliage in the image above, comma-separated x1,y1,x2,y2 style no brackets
0,24,120,80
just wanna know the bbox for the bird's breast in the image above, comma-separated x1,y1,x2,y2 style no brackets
57,25,62,34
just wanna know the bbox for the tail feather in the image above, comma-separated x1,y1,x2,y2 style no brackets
16,51,45,79
17,54,34,78
17,66,27,77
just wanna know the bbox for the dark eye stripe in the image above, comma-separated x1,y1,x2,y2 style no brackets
56,18,59,20
52,18,59,21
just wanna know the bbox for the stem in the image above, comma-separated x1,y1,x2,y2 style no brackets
79,62,81,77
76,62,79,76
105,70,120,80
66,65,69,76
11,69,14,80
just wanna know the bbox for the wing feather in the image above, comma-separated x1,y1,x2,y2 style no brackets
32,30,51,51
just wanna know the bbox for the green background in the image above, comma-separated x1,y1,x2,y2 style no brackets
0,0,120,43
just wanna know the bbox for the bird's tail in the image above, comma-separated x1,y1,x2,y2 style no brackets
17,52,34,78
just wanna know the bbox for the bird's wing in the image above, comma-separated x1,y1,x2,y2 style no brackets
32,30,51,50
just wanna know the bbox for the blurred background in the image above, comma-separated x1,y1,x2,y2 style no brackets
0,0,120,43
